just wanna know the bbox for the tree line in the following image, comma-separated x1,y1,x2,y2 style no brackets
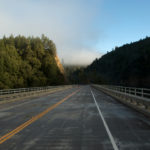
0,35,65,89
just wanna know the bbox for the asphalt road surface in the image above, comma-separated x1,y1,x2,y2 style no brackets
0,86,150,150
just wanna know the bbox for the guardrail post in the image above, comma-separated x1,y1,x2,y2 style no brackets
142,88,143,97
135,88,136,96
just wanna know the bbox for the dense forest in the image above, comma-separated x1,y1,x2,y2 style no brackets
1,35,150,89
71,37,150,88
0,35,65,89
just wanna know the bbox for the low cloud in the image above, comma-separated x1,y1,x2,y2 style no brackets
60,48,101,65
0,0,102,65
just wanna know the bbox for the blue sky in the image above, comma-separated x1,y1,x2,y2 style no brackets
97,0,150,53
0,0,150,65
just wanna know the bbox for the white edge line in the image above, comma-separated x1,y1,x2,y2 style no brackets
90,88,119,150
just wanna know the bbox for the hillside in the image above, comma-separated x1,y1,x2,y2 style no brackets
71,37,150,87
0,35,65,89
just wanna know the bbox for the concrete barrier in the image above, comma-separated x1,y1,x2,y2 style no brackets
92,84,150,117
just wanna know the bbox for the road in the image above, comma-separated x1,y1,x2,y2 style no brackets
0,86,150,150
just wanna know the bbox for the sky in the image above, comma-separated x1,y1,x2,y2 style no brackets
0,0,150,65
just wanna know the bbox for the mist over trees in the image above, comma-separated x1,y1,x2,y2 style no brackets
0,35,65,89
70,37,150,88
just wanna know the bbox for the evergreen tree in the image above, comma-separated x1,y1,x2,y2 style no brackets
0,35,65,89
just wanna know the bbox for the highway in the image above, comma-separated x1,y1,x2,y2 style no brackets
0,86,150,150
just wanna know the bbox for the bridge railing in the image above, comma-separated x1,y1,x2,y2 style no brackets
0,85,73,103
0,86,57,95
0,85,74,95
92,84,150,117
102,85,150,99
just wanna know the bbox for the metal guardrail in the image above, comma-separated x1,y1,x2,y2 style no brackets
102,85,150,99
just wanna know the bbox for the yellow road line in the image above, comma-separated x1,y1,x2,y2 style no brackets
0,88,80,144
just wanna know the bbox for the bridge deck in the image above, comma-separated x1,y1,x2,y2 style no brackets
0,86,150,150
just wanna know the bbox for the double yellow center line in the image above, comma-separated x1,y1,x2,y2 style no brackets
0,88,80,144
